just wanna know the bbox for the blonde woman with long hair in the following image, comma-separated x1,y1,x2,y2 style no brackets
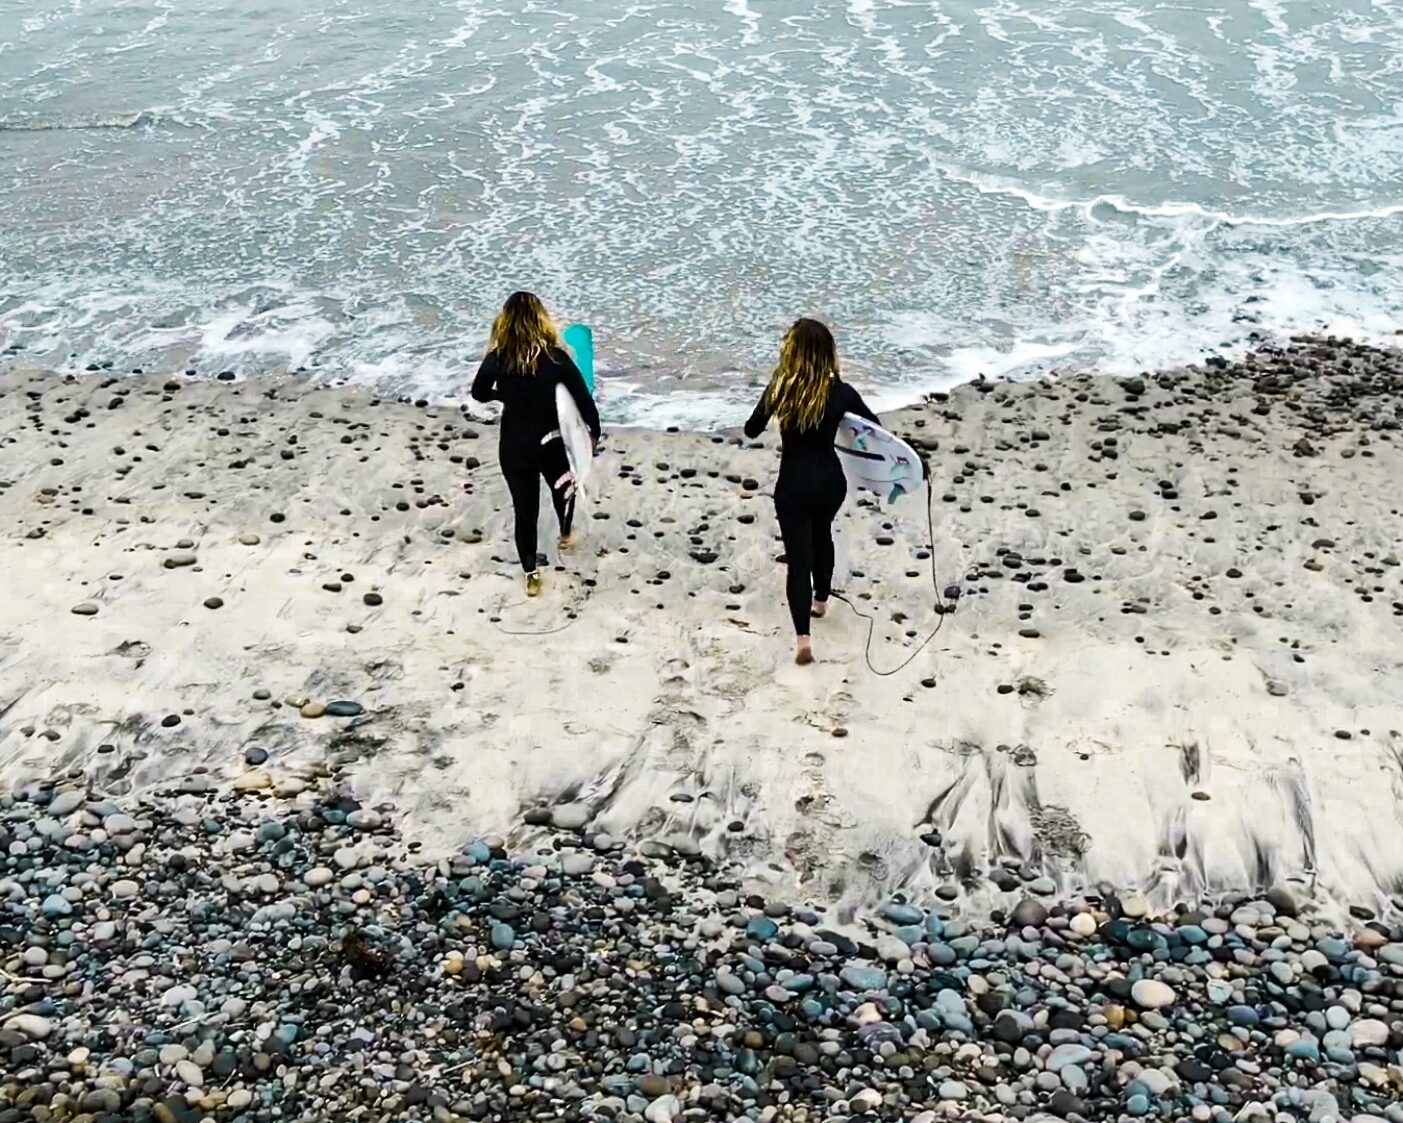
471,291,600,596
744,318,880,664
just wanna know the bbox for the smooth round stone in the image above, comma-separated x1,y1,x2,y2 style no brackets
22,947,48,967
41,894,73,917
1121,895,1149,918
490,922,515,950
111,879,140,898
1131,980,1176,1009
346,809,381,830
304,867,333,888
326,700,364,717
746,917,779,942
1286,1039,1320,1062
159,1045,189,1065
1127,1093,1151,1116
227,1089,253,1110
1326,1005,1351,1031
715,971,746,996
849,1089,883,1112
1268,960,1294,984
1206,979,1233,1003
1350,1019,1389,1048
1011,899,1048,928
300,702,327,719
252,873,279,894
1069,913,1097,938
175,1059,204,1086
243,747,269,766
49,791,85,817
1029,877,1057,896
333,847,359,869
882,902,924,926
1300,950,1328,972
560,852,595,876
2,1014,53,1039
938,1081,969,1101
104,813,138,835
840,966,888,991
764,985,791,1003
644,1094,681,1123
551,803,591,830
1047,1044,1093,1071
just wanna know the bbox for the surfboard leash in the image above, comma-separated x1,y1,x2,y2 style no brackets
830,477,957,677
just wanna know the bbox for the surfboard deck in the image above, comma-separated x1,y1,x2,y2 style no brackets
554,383,594,497
835,413,922,503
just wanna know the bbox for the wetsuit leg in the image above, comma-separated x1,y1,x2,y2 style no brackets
538,437,576,538
810,479,846,604
775,495,815,637
501,463,541,572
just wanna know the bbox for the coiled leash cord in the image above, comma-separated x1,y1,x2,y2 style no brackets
830,477,960,677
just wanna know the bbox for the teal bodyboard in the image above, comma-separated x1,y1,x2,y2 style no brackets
562,323,595,392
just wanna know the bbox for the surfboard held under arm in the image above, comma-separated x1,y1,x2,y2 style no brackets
556,322,598,499
835,413,923,503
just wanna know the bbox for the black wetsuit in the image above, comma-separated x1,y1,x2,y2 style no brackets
745,378,880,636
471,347,601,573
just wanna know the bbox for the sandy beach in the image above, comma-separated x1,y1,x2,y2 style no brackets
3,335,1403,922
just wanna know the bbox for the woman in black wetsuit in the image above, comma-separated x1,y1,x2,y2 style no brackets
471,292,601,597
745,318,880,665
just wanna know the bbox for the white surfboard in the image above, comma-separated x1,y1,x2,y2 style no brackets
835,412,923,503
554,382,594,499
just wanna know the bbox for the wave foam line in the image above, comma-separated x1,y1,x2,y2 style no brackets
935,161,1403,228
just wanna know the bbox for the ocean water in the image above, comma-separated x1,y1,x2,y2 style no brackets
1,0,1401,426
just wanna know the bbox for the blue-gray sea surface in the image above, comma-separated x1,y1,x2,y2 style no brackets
2,0,1401,424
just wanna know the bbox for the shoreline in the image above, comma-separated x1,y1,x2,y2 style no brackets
2,335,1403,924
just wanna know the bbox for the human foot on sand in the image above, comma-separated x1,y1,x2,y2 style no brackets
795,637,814,665
559,532,576,551
811,600,828,619
525,571,542,597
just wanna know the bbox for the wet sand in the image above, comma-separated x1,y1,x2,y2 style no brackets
2,335,1402,922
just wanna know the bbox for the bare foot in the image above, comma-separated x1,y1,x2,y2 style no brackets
795,637,814,665
559,533,576,551
811,600,828,619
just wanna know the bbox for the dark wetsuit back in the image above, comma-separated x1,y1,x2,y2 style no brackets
472,347,602,572
745,378,880,636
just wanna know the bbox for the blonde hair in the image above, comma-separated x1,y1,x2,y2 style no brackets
764,318,838,431
489,291,561,374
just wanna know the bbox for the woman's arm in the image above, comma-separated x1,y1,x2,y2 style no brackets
556,349,601,442
743,388,772,439
841,381,881,427
470,353,500,403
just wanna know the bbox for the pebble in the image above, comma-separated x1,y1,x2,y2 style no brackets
0,724,1397,1123
2,1014,53,1039
551,802,591,830
1131,979,1176,1009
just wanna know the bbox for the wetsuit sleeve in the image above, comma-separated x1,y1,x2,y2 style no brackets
743,389,771,439
470,353,500,403
840,382,881,426
555,349,601,442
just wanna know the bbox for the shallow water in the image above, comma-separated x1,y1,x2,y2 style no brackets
2,0,1401,424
